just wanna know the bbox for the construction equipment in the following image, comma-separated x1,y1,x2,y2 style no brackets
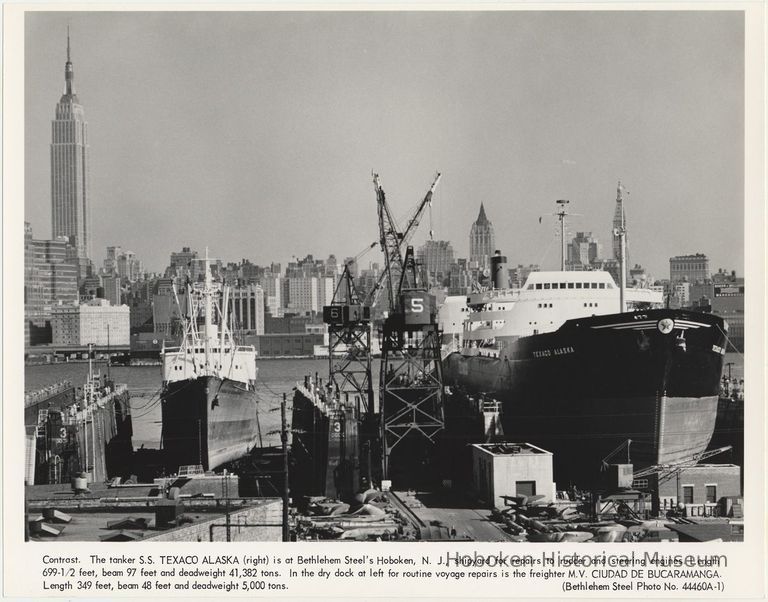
372,173,445,485
632,445,733,484
365,172,441,312
323,265,374,417
321,259,376,490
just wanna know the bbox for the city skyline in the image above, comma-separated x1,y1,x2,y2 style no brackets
25,11,744,277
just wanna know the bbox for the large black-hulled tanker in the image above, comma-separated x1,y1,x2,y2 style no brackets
441,269,727,483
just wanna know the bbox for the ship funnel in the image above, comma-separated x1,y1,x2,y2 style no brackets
491,250,508,289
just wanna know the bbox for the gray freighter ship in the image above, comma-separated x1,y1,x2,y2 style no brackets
160,252,259,472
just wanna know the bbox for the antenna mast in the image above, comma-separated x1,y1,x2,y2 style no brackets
613,182,627,313
555,199,570,271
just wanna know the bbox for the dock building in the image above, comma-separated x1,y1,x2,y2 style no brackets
471,442,555,509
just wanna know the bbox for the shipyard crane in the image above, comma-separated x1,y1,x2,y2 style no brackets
319,171,438,489
320,172,443,488
322,264,374,417
370,173,446,485
600,440,733,489
365,172,441,312
632,445,733,484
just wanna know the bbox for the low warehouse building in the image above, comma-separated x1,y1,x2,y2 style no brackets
650,463,741,517
471,442,555,508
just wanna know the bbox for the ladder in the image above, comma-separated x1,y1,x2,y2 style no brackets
37,409,50,460
48,455,62,484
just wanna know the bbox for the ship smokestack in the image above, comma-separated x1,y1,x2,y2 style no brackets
491,250,508,289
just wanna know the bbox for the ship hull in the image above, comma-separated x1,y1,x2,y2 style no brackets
161,376,259,472
444,309,726,484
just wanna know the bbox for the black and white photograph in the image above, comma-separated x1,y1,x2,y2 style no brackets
3,4,766,598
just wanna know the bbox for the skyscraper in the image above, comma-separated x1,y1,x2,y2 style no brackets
611,182,628,268
567,232,601,269
51,31,91,268
417,240,455,283
469,203,495,269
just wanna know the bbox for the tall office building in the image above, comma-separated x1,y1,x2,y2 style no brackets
286,277,319,313
611,182,629,272
567,232,601,269
417,240,455,284
24,222,80,345
669,253,711,284
51,31,91,269
116,251,144,282
103,246,122,274
469,203,495,269
166,247,198,279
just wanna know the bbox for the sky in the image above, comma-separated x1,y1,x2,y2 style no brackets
24,10,744,278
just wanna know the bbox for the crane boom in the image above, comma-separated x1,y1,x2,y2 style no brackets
366,172,441,309
632,446,733,479
399,172,441,250
373,173,405,311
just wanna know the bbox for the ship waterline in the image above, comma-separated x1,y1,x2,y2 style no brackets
161,375,261,471
443,308,727,482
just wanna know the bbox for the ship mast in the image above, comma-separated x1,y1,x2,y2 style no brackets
203,247,212,372
555,199,570,271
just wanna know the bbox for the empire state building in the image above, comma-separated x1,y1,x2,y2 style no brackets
51,32,91,268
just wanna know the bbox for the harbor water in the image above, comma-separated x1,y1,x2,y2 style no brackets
25,358,329,449
25,352,742,450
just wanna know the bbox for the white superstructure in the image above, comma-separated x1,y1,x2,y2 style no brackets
442,270,663,356
161,251,257,388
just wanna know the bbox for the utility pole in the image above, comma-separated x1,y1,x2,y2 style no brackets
106,323,111,380
281,393,289,542
223,469,231,542
726,362,734,380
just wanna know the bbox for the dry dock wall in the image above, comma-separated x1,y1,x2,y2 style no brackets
144,499,282,542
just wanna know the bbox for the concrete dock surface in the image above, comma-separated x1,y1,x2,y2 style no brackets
395,490,514,542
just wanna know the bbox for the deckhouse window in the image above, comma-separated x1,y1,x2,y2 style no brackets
543,283,550,289
599,283,605,289
559,283,566,289
536,283,543,290
567,283,574,289
591,283,598,289
575,283,582,289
